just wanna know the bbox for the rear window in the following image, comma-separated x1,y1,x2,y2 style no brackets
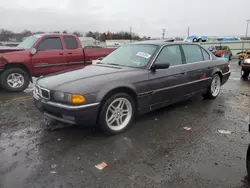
63,36,78,49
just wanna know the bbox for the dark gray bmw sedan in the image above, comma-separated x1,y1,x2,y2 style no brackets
33,41,231,135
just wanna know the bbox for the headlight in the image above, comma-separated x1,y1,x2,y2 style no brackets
244,59,250,64
54,92,85,104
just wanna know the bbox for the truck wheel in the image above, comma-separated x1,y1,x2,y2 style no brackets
99,93,136,135
241,69,249,79
0,68,30,92
202,74,221,99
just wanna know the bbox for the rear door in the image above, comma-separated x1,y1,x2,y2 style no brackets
147,44,189,110
63,35,85,69
31,36,68,76
181,44,212,94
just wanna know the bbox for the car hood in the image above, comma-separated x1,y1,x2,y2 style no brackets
37,64,141,93
0,46,25,54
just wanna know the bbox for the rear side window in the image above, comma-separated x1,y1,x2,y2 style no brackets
182,44,203,63
38,37,62,51
155,45,183,66
201,48,210,60
64,36,78,49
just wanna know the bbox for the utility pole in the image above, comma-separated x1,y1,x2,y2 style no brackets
245,20,250,38
242,19,250,50
162,29,166,39
130,26,132,43
188,26,190,37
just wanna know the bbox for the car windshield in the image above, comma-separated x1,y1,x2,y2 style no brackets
17,35,41,49
99,44,157,68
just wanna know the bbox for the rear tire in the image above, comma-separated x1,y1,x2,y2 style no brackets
241,69,249,79
98,93,136,135
203,74,221,99
0,68,30,92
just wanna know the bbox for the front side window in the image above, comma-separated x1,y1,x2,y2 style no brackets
38,37,62,51
100,44,157,68
64,36,78,49
182,44,203,63
155,45,183,66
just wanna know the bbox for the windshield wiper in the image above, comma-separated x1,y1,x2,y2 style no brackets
105,63,122,66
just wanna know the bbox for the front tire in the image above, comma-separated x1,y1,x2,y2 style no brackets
203,74,221,99
99,93,136,135
0,68,30,92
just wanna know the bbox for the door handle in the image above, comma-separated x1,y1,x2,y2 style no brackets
68,52,73,55
181,72,187,75
59,53,64,55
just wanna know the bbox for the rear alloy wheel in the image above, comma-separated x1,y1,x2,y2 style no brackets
0,68,30,92
241,69,249,79
203,74,221,99
99,93,136,135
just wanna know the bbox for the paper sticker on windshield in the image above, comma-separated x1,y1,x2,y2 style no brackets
136,52,151,59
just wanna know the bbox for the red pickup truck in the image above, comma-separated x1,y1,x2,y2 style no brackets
0,33,115,92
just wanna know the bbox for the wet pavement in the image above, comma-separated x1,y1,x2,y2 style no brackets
0,61,249,188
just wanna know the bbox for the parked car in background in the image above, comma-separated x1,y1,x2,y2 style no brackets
215,46,232,60
33,41,231,135
0,33,116,92
184,35,208,42
220,37,241,42
208,45,232,60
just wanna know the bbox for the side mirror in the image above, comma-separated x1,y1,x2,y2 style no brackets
151,62,170,70
97,57,104,60
30,48,37,55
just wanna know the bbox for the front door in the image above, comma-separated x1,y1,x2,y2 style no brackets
147,44,189,110
31,36,68,76
181,44,212,94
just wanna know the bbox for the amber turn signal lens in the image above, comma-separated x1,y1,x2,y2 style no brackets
71,94,85,104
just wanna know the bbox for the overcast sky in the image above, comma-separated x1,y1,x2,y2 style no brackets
0,0,249,37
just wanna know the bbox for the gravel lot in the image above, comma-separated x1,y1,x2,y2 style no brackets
0,61,249,188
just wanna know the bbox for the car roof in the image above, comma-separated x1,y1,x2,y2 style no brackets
130,40,199,47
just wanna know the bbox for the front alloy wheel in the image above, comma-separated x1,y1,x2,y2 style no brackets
0,68,30,92
99,93,135,135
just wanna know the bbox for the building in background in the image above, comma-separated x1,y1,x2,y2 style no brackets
78,37,100,47
105,40,139,47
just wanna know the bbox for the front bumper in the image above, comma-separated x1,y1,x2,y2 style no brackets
221,71,231,85
33,90,100,126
